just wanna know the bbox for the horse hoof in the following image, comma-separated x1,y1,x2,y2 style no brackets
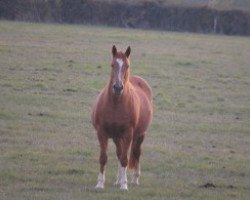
131,182,139,186
95,184,104,189
131,176,140,185
131,179,140,186
120,184,128,190
95,186,104,189
114,181,120,186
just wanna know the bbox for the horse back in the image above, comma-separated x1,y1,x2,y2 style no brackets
130,75,153,134
130,75,152,102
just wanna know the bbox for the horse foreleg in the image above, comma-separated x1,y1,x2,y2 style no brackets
95,133,108,189
113,139,122,186
114,161,122,186
119,132,133,190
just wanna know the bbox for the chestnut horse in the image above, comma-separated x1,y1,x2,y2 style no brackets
91,45,153,190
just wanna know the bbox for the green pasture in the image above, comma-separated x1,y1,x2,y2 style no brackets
0,21,249,199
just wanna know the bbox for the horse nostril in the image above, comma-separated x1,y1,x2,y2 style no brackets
113,84,121,91
113,84,124,94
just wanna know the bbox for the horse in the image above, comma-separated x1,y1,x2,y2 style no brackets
91,45,153,190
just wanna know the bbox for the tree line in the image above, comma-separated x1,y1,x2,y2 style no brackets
0,0,250,36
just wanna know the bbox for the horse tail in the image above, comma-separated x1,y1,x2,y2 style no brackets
129,134,145,169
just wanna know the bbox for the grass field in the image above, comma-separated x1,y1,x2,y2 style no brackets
0,21,250,200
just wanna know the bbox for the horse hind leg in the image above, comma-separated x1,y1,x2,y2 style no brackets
129,134,145,185
131,164,141,186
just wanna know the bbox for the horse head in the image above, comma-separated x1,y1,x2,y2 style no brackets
110,45,131,96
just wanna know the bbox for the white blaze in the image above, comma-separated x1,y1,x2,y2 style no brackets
116,58,124,82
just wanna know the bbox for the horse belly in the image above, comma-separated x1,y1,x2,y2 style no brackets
135,92,153,135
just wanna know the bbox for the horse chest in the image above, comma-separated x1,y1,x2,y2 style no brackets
104,102,134,120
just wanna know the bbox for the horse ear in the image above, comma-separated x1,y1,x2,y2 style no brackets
112,45,117,57
125,46,131,58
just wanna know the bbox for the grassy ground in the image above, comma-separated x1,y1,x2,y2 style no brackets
0,21,249,200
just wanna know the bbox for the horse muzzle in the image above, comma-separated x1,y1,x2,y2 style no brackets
113,83,124,96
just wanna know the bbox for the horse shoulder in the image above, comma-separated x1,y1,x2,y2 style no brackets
91,88,107,128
